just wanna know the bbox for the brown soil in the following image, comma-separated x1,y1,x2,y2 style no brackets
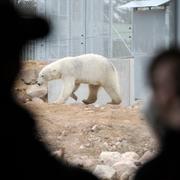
15,61,157,171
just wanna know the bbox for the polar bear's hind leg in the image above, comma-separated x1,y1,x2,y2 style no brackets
82,84,100,104
104,86,121,105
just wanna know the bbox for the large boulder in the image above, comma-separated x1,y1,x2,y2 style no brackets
32,97,45,104
121,169,137,180
135,151,155,166
20,69,38,84
26,85,47,98
112,161,137,178
121,152,140,162
94,165,117,180
99,151,122,166
70,155,95,169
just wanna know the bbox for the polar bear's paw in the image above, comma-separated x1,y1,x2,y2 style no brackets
82,99,90,104
82,98,97,105
51,99,65,104
107,100,121,105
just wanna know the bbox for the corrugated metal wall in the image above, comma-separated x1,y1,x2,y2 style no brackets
16,0,133,60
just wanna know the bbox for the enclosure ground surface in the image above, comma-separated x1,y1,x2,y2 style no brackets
15,61,157,171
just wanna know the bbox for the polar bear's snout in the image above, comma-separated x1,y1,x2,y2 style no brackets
37,74,45,86
37,78,44,86
37,81,41,86
36,80,42,86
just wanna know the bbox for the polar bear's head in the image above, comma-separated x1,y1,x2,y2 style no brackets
37,64,60,86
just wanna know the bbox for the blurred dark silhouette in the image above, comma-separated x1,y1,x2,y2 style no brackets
1,1,98,179
134,48,180,180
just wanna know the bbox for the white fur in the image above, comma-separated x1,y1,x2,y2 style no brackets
37,54,121,104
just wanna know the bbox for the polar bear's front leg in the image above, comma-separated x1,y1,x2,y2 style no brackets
55,77,75,104
70,83,80,101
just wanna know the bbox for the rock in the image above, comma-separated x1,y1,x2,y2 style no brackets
99,151,139,167
112,161,137,178
99,151,122,166
91,125,100,132
26,85,47,98
32,97,44,104
121,169,136,180
94,165,117,180
71,156,95,168
84,143,91,147
61,130,67,136
135,151,154,166
121,152,140,162
20,69,38,84
16,94,30,103
79,143,91,149
53,148,64,158
118,139,129,150
94,104,100,108
103,142,109,149
79,145,85,150
115,141,121,146
121,172,129,180
86,110,94,113
100,106,105,110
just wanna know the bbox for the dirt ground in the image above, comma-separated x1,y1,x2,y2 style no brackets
15,61,157,171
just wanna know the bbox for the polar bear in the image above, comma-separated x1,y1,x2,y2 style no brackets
37,54,121,105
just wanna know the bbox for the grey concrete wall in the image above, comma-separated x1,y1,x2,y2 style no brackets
48,58,134,106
